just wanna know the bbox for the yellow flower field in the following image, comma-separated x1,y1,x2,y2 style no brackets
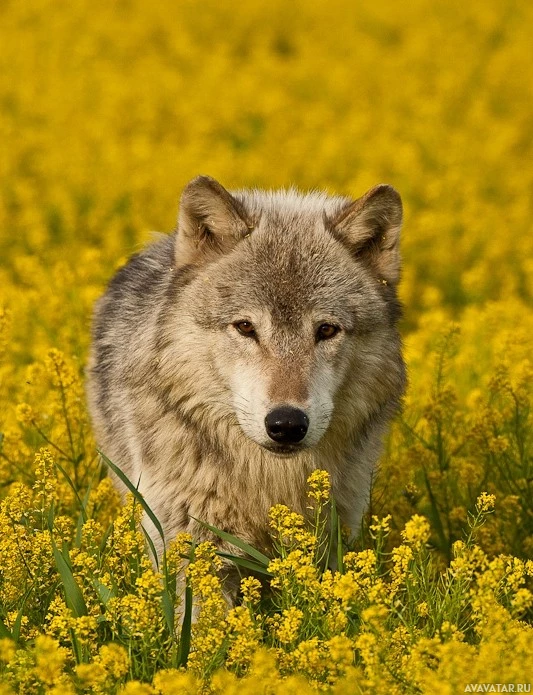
0,0,532,692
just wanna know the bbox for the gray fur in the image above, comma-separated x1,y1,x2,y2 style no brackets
87,176,406,595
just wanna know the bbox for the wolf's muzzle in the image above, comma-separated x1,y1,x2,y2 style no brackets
265,406,309,444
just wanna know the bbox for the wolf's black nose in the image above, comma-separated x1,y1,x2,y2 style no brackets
265,406,309,444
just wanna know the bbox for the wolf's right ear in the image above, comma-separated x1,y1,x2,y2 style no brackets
326,185,403,286
175,176,254,267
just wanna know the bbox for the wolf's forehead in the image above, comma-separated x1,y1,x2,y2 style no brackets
233,187,349,222
218,232,362,327
210,189,370,324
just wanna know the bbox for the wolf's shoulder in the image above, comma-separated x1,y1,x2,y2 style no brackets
106,232,176,299
93,232,178,340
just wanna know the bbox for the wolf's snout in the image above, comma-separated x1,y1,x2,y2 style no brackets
264,406,309,444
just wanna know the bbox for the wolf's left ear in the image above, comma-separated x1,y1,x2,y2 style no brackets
326,185,403,286
176,175,254,267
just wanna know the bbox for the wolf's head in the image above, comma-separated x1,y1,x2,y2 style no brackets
171,176,404,456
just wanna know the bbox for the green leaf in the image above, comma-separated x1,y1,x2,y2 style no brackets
98,521,114,555
190,517,271,566
52,539,87,618
9,587,34,642
93,580,115,607
162,553,177,596
422,467,449,557
176,541,195,667
177,583,193,667
336,518,344,573
330,497,344,574
325,497,337,570
217,551,273,576
98,450,166,551
12,606,26,643
161,588,175,635
47,499,56,531
141,524,160,571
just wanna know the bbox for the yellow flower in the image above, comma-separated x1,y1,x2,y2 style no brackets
44,348,76,389
15,403,35,427
72,615,98,647
153,669,199,694
186,542,227,675
369,514,392,537
417,602,429,617
0,639,16,664
476,492,496,513
343,549,377,575
332,572,360,608
240,576,262,605
326,634,354,669
401,514,431,548
268,504,316,552
306,469,331,503
119,682,154,695
276,607,304,645
225,606,261,669
76,642,129,691
32,448,58,512
76,661,107,688
390,545,414,589
292,638,326,679
97,643,129,680
164,532,193,577
355,632,378,669
440,621,464,641
33,635,67,686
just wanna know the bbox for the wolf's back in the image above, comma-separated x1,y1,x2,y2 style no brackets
86,233,177,476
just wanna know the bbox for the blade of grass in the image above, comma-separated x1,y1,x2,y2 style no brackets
190,517,270,566
93,580,115,607
98,521,114,555
99,450,166,551
161,555,178,643
177,582,193,667
216,552,273,576
162,553,177,597
176,541,195,667
326,497,339,570
52,539,87,617
336,518,344,574
142,524,160,571
12,588,33,643
422,467,449,557
47,499,56,531
161,587,175,635
331,498,344,573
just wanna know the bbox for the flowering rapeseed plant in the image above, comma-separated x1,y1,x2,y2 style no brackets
0,0,532,691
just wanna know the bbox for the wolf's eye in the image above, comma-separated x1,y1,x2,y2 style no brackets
316,323,340,341
234,321,256,337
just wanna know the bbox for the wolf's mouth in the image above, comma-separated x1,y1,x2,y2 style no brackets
262,443,303,457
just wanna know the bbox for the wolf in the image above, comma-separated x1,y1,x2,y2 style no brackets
87,175,406,597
